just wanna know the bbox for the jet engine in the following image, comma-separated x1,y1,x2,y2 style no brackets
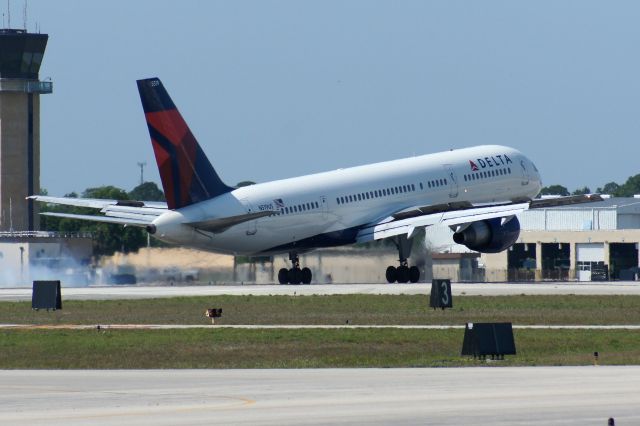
452,216,520,253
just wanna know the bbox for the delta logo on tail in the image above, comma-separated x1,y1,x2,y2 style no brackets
469,154,513,171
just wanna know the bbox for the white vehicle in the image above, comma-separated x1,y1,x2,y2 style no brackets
30,78,600,284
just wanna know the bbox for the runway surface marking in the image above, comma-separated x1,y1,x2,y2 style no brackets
0,388,255,423
3,282,640,301
2,323,640,330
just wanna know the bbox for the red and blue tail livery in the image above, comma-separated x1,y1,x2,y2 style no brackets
136,78,232,209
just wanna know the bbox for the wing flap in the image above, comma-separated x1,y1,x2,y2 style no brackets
529,194,603,209
101,205,167,217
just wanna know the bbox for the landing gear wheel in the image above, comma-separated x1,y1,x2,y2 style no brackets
278,268,289,284
301,267,312,284
386,266,397,283
397,265,410,283
409,266,420,283
289,268,302,285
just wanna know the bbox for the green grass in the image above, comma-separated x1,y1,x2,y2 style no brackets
1,328,638,369
2,295,640,325
2,295,639,369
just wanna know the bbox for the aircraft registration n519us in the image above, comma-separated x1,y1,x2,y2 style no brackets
30,78,601,284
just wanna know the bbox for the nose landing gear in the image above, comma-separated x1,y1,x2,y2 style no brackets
278,253,312,285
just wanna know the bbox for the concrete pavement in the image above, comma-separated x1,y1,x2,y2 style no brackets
0,367,636,425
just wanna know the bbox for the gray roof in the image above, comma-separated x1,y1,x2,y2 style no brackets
548,197,640,211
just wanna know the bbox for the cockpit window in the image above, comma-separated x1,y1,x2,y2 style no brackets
532,162,539,172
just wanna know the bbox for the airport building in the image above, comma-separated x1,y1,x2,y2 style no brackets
427,197,640,282
0,28,51,231
0,28,93,286
0,231,93,285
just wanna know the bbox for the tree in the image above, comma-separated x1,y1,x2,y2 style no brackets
596,182,620,195
83,185,128,200
615,174,640,197
539,185,569,196
236,181,256,187
572,186,591,196
129,182,165,201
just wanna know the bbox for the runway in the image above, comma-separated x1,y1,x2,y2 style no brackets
2,281,640,301
1,367,637,425
2,323,640,330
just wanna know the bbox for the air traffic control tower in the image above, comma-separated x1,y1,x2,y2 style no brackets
0,29,51,231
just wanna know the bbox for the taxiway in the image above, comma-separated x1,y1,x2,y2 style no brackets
0,367,637,425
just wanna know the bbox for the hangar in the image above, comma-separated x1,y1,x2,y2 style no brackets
427,197,640,282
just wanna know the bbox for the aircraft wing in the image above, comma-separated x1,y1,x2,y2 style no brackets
356,194,603,243
28,195,167,227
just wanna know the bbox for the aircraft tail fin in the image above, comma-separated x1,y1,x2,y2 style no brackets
136,77,233,210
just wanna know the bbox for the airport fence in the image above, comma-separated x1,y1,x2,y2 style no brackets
433,267,638,283
0,231,93,239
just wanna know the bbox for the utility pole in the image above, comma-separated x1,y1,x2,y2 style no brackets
137,161,146,186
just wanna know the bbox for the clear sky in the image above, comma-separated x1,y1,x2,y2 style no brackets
9,1,640,195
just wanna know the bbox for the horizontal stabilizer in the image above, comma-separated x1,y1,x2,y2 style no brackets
187,211,275,233
29,195,167,227
40,212,152,227
27,195,167,210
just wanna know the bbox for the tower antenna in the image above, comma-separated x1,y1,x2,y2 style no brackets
137,162,147,186
22,0,26,30
7,0,10,28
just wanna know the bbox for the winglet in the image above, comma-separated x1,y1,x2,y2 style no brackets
137,78,233,209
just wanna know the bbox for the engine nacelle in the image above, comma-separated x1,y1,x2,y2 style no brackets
452,216,520,253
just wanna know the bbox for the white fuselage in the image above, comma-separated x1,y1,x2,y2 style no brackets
151,145,542,255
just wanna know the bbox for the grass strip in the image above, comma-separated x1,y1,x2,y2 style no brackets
1,328,638,368
2,295,640,325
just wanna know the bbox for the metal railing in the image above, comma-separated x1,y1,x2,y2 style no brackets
0,231,92,239
0,79,52,93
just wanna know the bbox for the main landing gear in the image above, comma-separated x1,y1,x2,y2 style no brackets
385,235,420,283
278,253,312,285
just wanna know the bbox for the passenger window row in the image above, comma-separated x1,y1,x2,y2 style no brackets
463,167,512,182
277,201,320,215
276,166,514,216
336,184,417,205
427,178,447,188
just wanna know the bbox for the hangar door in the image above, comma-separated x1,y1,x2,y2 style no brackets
576,243,604,281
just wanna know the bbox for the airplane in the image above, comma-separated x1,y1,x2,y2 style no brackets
29,77,601,284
